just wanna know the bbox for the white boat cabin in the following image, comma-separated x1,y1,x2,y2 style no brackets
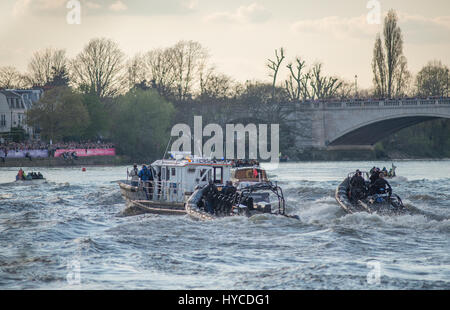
149,152,232,203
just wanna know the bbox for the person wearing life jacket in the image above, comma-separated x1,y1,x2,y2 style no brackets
370,173,392,196
215,181,235,215
203,180,219,214
370,168,380,185
349,170,366,200
128,164,139,186
253,168,259,179
17,168,24,180
138,165,153,199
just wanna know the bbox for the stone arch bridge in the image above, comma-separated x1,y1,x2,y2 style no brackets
189,97,450,150
289,97,450,150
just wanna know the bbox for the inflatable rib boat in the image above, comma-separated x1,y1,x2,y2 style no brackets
185,182,300,221
335,172,409,215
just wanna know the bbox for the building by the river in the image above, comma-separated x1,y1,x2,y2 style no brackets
0,88,43,139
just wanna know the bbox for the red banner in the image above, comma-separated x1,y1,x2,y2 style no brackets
54,148,116,157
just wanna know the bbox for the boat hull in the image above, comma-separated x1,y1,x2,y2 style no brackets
15,178,47,184
335,178,409,215
118,182,186,215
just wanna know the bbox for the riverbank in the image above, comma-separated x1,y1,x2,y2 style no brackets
1,152,448,168
0,156,130,168
290,148,450,161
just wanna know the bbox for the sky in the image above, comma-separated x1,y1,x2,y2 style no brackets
0,0,449,88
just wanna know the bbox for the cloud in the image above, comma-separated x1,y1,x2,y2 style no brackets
86,1,102,10
182,0,199,10
397,13,450,44
12,0,66,17
205,2,271,24
109,0,128,12
291,12,450,43
291,15,379,40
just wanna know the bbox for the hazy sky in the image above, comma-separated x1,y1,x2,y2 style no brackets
0,0,449,88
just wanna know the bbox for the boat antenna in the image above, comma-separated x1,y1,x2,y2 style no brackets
162,136,173,160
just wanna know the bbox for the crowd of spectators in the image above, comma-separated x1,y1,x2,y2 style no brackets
0,140,114,155
0,140,49,152
49,141,115,151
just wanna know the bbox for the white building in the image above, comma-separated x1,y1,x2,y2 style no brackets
0,88,43,137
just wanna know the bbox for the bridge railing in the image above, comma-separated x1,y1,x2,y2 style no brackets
298,97,450,109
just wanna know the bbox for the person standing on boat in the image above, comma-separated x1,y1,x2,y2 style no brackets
204,180,219,214
138,165,153,200
128,164,139,186
221,181,236,214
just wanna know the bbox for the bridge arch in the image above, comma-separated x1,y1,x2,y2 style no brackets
328,113,450,146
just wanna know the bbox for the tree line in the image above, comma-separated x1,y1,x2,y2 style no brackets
0,10,448,103
0,9,448,159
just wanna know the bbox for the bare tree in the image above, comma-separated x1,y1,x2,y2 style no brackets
171,40,208,102
336,80,355,99
372,34,387,97
199,66,234,100
384,10,404,98
393,55,411,97
144,47,177,97
416,60,449,97
27,48,67,87
0,66,27,89
309,63,342,99
126,53,147,90
285,57,310,101
372,9,409,98
71,38,126,98
267,47,285,100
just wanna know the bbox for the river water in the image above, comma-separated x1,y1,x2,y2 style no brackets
0,161,449,289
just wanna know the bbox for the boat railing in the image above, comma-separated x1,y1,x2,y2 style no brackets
135,180,190,203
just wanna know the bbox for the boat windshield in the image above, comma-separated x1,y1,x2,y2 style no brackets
234,168,268,182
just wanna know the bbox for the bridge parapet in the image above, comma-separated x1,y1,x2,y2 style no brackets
294,97,450,110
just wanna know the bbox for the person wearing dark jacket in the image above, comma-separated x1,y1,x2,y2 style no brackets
222,181,236,196
138,165,154,199
369,168,380,185
204,181,219,214
370,173,392,196
220,181,237,214
350,170,366,200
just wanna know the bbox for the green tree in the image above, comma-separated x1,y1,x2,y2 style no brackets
27,87,90,141
82,93,111,139
110,89,174,160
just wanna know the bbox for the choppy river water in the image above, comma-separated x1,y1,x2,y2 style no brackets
0,161,449,289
